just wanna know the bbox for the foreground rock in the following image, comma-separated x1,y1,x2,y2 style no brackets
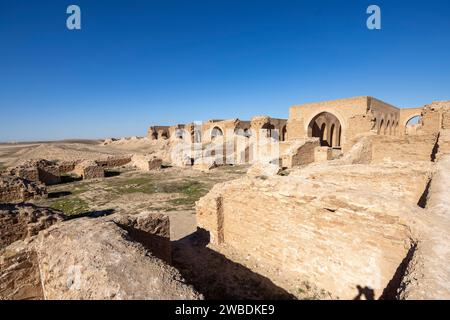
246,162,281,178
397,154,450,299
0,209,201,300
193,156,217,172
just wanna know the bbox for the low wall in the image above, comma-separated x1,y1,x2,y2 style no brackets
96,155,132,168
114,213,171,264
197,163,431,299
279,139,319,168
0,177,47,204
0,204,64,250
370,134,438,163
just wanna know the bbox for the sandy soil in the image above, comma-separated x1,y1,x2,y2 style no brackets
0,139,299,299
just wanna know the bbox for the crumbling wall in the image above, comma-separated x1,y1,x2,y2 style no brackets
443,108,450,129
0,176,47,204
338,135,373,164
0,241,44,300
397,154,450,299
420,104,442,134
279,138,320,168
436,130,450,160
96,155,132,168
73,160,104,180
370,134,438,163
0,204,64,250
131,154,162,171
114,213,171,263
314,146,333,163
57,160,81,174
197,162,432,299
32,217,200,300
6,159,61,185
343,114,374,151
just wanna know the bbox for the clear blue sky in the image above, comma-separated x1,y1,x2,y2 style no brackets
0,0,449,141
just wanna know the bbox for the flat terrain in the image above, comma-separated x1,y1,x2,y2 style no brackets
1,140,294,299
34,165,248,240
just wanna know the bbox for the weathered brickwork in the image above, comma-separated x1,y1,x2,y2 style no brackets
95,155,132,168
370,134,438,163
0,242,44,300
0,203,64,250
0,176,47,204
114,212,171,263
197,162,432,299
73,160,104,180
6,159,61,185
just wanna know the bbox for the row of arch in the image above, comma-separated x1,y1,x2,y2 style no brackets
210,125,288,141
376,118,399,135
308,112,342,148
376,114,422,136
306,111,423,147
151,130,169,140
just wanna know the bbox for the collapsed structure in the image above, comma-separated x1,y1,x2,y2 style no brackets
195,98,450,299
149,96,442,169
1,96,450,300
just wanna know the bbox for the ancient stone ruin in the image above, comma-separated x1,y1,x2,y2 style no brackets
0,176,47,203
1,96,450,300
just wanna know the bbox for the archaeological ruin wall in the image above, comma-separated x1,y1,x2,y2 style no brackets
196,161,433,299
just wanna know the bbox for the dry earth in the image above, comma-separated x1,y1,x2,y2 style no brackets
1,140,290,299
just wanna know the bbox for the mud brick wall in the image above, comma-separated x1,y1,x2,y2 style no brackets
0,185,27,203
114,213,171,264
442,108,450,130
0,243,44,300
280,139,319,168
314,146,332,163
370,134,438,163
420,106,442,134
96,156,132,168
58,160,81,174
37,166,61,185
197,176,419,299
74,161,104,179
0,177,47,204
0,204,63,250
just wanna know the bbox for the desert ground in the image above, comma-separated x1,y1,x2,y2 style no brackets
1,99,450,300
0,139,297,299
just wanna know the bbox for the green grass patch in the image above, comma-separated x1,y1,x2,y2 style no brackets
107,176,209,206
0,162,5,172
167,181,209,207
49,197,89,216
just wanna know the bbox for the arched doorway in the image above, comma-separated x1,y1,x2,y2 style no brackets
281,125,287,141
261,123,275,139
405,115,422,135
378,119,384,135
307,112,342,148
211,126,223,140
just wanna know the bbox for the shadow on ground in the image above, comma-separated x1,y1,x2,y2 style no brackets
64,209,115,220
172,228,296,300
105,170,121,178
